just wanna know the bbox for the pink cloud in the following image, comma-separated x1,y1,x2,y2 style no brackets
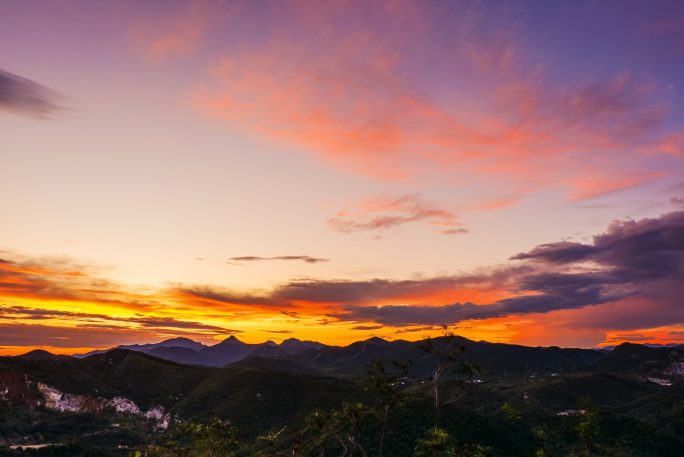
189,2,683,203
328,194,464,235
128,0,221,64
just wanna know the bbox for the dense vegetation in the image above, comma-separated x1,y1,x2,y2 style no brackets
1,335,683,456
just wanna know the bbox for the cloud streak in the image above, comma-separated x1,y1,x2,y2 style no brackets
0,68,66,118
328,194,464,235
0,304,237,334
229,255,329,264
2,211,684,349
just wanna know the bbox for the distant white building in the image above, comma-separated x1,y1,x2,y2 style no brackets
557,409,586,416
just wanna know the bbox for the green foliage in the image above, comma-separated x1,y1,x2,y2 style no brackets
137,419,240,457
2,343,684,456
414,429,455,457
363,357,412,456
2,350,214,410
501,402,521,420
171,366,370,437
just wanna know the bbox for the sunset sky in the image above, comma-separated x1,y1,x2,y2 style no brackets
2,0,684,355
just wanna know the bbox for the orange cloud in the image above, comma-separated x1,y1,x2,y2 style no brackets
4,209,684,352
190,2,683,203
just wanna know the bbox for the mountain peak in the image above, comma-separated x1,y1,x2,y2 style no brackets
222,335,243,344
364,337,388,345
154,337,206,351
280,338,302,345
164,337,195,343
16,349,69,360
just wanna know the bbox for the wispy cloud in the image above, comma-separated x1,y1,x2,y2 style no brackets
604,333,656,343
0,304,237,334
0,322,234,349
328,194,464,235
3,211,684,349
127,0,219,64
350,325,384,331
191,2,683,203
0,68,67,118
229,255,329,264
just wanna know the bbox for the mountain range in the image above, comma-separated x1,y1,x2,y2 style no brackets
64,335,610,377
72,336,326,368
18,336,684,379
3,339,684,456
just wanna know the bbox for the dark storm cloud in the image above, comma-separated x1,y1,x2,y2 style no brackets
0,68,67,118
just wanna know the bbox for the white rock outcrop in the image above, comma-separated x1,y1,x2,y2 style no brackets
34,383,169,429
37,383,84,412
104,397,141,414
146,406,171,429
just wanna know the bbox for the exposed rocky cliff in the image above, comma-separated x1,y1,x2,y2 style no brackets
0,368,38,407
0,370,169,429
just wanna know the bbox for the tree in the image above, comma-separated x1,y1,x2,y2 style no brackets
258,403,371,457
419,325,482,432
136,418,241,457
363,358,412,457
414,428,455,457
573,398,599,456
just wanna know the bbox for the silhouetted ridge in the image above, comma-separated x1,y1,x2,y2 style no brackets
15,350,70,360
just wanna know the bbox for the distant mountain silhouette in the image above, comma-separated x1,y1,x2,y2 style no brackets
15,349,72,360
70,336,684,376
72,337,208,358
72,335,331,367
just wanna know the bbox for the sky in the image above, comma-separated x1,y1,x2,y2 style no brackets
2,0,684,355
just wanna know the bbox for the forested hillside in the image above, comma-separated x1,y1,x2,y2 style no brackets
1,338,684,456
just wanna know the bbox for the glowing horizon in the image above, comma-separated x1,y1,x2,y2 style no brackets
2,0,684,355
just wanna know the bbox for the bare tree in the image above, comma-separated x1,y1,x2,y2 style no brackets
419,325,482,432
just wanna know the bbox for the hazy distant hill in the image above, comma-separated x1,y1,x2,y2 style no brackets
72,337,208,358
72,336,328,368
